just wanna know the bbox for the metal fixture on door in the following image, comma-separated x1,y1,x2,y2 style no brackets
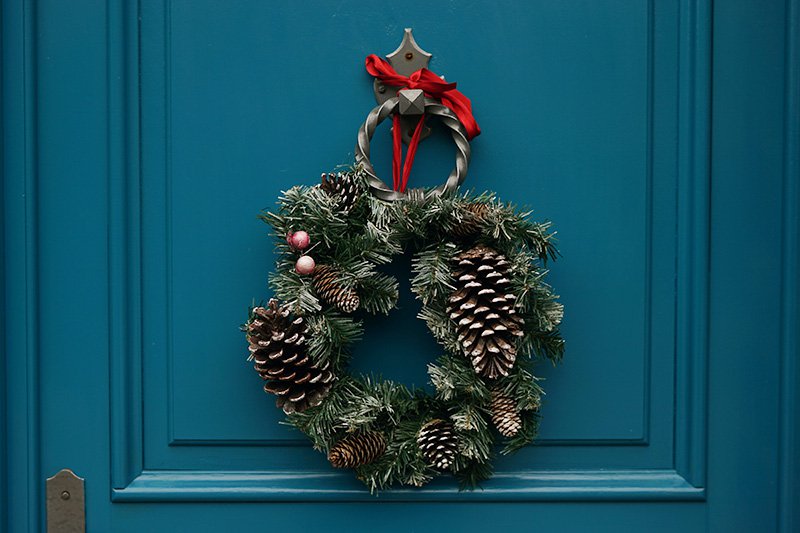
358,29,474,201
46,469,85,533
372,28,433,145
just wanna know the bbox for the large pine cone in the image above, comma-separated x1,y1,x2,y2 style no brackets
313,265,360,313
490,388,522,437
320,171,360,214
450,202,490,238
328,431,386,468
417,419,458,470
448,246,524,379
247,300,334,414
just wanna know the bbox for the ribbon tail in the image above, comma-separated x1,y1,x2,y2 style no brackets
400,115,427,192
392,114,403,191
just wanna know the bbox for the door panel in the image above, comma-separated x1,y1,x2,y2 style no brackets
120,0,695,497
3,0,797,531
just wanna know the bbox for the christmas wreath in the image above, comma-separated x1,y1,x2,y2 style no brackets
244,44,563,491
245,169,563,490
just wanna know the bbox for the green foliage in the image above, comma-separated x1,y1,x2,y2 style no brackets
495,358,544,412
305,311,363,369
410,241,460,304
416,303,461,355
353,271,399,315
268,262,321,315
454,459,494,490
428,354,490,403
253,166,564,491
284,377,363,450
452,405,493,462
481,197,559,262
355,417,435,491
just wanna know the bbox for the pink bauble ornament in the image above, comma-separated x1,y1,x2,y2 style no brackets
295,255,316,275
290,230,310,251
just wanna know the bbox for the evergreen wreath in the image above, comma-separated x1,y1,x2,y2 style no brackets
245,169,564,491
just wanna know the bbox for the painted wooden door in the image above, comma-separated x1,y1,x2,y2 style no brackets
3,0,798,531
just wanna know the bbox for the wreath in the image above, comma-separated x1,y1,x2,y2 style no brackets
243,48,564,491
245,169,564,490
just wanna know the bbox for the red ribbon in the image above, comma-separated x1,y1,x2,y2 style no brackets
366,54,480,192
365,54,481,140
391,113,426,192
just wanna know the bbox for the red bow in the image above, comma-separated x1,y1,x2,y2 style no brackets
365,54,481,140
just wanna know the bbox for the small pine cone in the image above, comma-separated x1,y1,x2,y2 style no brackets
450,202,490,238
448,245,524,379
417,419,458,470
490,388,522,437
313,265,360,313
247,300,335,414
320,171,360,214
328,431,386,468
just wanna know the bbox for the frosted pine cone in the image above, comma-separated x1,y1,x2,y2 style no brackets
320,171,360,214
490,388,523,437
417,419,458,470
448,246,524,379
247,300,334,413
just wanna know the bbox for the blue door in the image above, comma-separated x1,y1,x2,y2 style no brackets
3,1,798,531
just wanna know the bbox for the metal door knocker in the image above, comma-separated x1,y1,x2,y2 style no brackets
356,29,478,201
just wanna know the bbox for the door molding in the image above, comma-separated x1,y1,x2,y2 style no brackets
2,0,42,530
778,0,800,529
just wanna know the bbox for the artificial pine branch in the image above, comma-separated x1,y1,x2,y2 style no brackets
494,358,544,412
416,303,461,355
268,268,321,314
355,272,400,315
354,417,436,491
482,200,559,262
284,377,363,450
517,327,565,363
454,459,494,490
452,406,493,462
428,354,490,403
305,311,363,369
410,242,460,305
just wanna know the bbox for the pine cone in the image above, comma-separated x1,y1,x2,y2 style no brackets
450,202,490,238
320,171,360,214
328,431,386,468
490,388,522,437
247,300,334,414
417,419,458,470
448,245,524,379
313,265,360,313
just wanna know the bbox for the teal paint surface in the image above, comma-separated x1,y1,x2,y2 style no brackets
2,0,798,531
